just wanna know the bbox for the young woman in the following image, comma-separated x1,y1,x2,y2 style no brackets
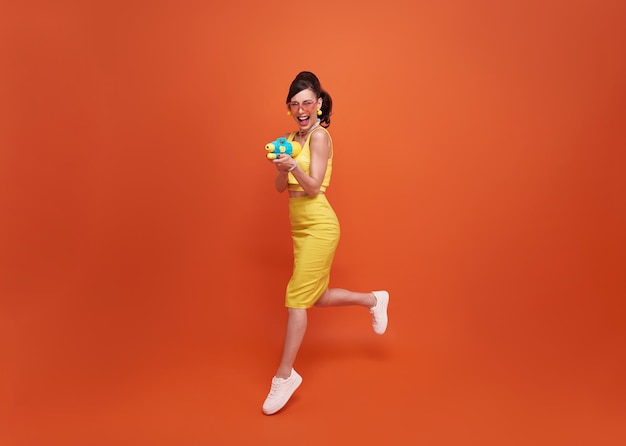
263,71,389,415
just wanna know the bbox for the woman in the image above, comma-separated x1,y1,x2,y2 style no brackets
262,71,389,415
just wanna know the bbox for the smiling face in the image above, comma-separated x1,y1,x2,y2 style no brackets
287,88,322,132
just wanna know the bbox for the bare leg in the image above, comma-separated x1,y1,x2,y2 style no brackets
275,308,307,378
315,288,377,308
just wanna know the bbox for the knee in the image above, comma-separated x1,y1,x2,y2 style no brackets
287,307,308,317
314,290,330,307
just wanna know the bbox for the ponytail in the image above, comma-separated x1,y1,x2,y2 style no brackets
318,89,333,127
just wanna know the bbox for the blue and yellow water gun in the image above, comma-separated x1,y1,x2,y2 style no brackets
265,137,302,160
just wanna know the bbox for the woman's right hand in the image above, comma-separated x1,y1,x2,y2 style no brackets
272,154,295,172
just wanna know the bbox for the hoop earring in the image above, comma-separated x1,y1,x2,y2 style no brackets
317,109,322,116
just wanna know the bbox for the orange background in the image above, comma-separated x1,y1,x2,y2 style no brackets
1,1,625,445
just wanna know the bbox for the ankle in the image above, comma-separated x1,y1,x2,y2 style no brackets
276,368,292,379
369,293,378,309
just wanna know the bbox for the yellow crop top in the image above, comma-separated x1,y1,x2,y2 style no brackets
287,127,333,192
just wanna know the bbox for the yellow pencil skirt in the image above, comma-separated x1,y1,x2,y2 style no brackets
285,194,340,309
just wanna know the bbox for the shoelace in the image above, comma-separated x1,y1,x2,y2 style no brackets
268,383,279,396
268,378,287,397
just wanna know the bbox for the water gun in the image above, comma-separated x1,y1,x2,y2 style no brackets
265,137,302,160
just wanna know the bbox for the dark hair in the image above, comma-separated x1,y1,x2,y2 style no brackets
286,71,333,127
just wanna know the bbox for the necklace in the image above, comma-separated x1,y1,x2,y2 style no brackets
298,119,321,138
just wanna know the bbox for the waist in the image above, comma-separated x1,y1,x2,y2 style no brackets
289,190,325,198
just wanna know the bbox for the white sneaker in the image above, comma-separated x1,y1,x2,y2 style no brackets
370,290,389,335
262,369,303,415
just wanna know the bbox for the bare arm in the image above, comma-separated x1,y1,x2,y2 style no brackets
286,129,330,196
274,170,289,193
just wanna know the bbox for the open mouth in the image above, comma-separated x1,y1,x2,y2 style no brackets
297,115,311,126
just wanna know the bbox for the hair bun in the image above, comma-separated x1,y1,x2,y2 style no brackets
295,71,320,88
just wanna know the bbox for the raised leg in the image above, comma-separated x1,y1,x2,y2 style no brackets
316,288,389,335
314,288,377,308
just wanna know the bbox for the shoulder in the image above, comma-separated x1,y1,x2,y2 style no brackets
309,127,331,149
